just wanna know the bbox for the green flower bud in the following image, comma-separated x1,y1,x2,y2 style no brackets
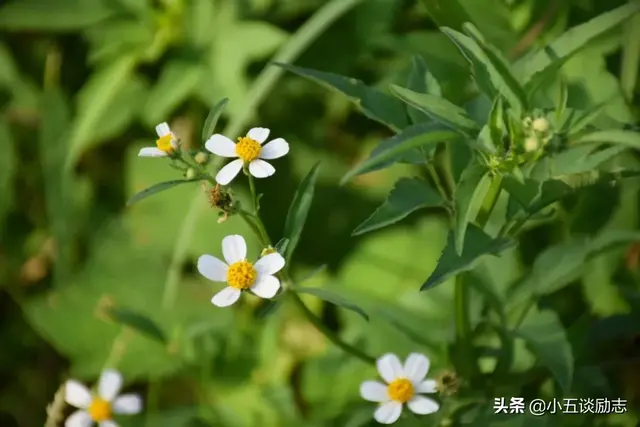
185,168,197,180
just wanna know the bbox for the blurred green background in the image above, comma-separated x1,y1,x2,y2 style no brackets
0,0,639,426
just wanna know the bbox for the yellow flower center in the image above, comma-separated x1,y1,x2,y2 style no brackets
387,378,414,403
156,134,175,153
88,398,112,421
226,260,257,289
235,137,261,162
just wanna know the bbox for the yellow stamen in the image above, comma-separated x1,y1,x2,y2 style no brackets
156,134,175,153
387,378,414,403
226,260,257,289
88,398,112,421
235,137,261,162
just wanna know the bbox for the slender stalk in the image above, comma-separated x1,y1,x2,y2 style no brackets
247,172,258,214
427,163,449,201
289,291,376,365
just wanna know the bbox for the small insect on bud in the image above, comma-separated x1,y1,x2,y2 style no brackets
531,117,549,133
185,168,197,180
524,136,539,152
194,152,209,165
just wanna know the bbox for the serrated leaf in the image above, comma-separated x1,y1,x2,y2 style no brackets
442,25,527,112
142,59,205,126
201,98,229,143
274,63,408,132
341,123,458,183
106,306,167,344
566,103,607,135
405,55,442,124
422,224,516,290
295,287,369,321
0,0,115,31
574,130,640,150
390,85,479,135
454,164,491,255
523,47,572,100
515,2,640,84
515,309,574,392
353,177,446,236
127,179,201,206
282,163,320,263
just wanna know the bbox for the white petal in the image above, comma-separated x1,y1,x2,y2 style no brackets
259,138,289,159
98,369,122,401
211,287,242,307
376,354,405,384
247,127,270,144
64,380,92,408
373,401,403,425
155,122,170,137
197,255,228,282
112,394,143,414
407,396,439,415
221,234,247,264
215,159,243,185
99,421,118,427
205,134,238,158
248,159,275,178
404,353,430,383
65,410,92,427
359,381,388,402
254,253,285,275
415,379,437,394
138,147,167,157
250,274,280,299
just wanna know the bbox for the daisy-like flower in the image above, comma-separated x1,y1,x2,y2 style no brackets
205,127,289,185
138,122,179,157
197,234,285,307
64,369,142,427
360,353,440,424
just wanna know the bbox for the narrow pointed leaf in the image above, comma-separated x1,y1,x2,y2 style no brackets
405,55,442,124
390,85,479,134
341,123,458,184
295,287,369,321
106,306,167,344
283,163,321,263
353,178,446,236
574,130,640,150
201,97,229,143
422,224,516,290
274,63,408,132
566,103,608,135
127,178,201,206
454,164,491,255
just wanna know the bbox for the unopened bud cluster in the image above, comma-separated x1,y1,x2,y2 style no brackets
522,116,551,154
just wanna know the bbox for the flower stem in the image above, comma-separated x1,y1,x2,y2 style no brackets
289,291,376,365
247,172,258,214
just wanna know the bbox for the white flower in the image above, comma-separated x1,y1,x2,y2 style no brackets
197,234,286,307
138,122,179,157
64,369,142,427
205,127,289,185
360,353,440,424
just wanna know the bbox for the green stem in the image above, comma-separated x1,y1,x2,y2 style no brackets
289,291,376,365
427,163,449,201
247,170,258,214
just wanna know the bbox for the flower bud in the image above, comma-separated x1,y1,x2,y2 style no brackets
185,168,197,180
532,117,549,133
194,152,209,165
524,136,539,152
261,246,277,257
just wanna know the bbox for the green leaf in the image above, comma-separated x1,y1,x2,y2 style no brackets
454,164,491,255
273,238,289,255
514,2,640,84
142,59,205,126
91,76,148,142
282,163,321,263
419,0,474,32
341,123,458,183
0,118,15,235
65,54,137,169
531,143,627,179
201,98,229,143
565,103,607,135
0,0,115,31
84,19,154,64
422,224,516,290
126,179,201,206
515,309,574,392
574,130,640,150
488,96,506,151
105,306,167,344
441,25,527,112
295,287,369,321
274,62,409,132
353,177,446,236
390,85,479,135
405,55,442,124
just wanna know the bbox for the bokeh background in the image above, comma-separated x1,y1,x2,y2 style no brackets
0,0,639,426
